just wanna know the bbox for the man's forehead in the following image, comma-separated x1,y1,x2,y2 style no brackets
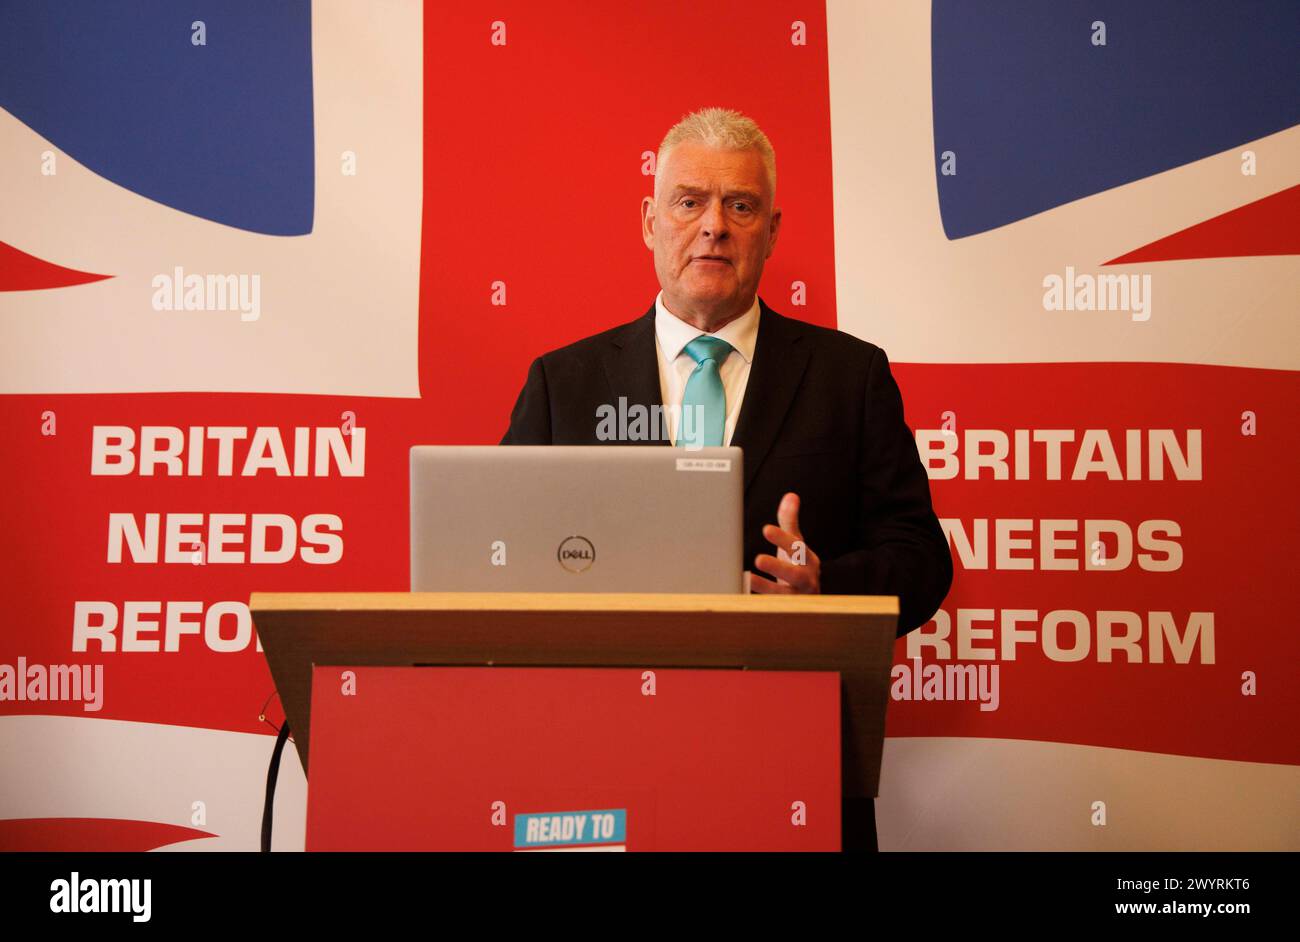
669,179,762,193
660,145,771,197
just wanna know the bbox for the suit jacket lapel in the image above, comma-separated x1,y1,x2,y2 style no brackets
732,300,811,489
602,303,671,445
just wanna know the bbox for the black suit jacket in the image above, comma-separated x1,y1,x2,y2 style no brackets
500,298,952,636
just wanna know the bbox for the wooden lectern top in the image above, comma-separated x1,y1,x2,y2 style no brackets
250,591,899,798
252,591,898,615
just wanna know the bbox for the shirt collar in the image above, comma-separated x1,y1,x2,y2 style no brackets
654,290,760,366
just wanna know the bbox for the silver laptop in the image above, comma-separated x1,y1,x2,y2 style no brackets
410,446,744,593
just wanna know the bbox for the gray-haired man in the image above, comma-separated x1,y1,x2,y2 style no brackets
503,107,953,850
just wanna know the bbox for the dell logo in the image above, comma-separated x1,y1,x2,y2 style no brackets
557,536,595,573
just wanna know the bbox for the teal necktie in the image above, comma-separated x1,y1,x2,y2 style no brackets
677,335,734,448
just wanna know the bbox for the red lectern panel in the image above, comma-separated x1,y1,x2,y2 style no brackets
305,666,840,851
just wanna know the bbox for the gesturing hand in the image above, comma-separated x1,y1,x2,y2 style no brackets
750,492,821,594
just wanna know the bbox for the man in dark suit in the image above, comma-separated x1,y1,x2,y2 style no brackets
500,108,952,850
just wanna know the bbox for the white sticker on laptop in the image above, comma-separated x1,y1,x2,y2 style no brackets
676,458,732,472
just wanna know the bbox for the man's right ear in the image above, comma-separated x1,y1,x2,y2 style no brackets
640,196,656,249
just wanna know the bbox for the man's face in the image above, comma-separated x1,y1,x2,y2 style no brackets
641,141,780,327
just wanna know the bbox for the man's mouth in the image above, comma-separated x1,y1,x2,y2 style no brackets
692,255,732,265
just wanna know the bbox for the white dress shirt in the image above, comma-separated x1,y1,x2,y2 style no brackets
654,290,760,446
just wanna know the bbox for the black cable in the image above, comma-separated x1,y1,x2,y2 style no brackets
260,719,292,852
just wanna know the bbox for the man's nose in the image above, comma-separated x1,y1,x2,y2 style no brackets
700,200,729,240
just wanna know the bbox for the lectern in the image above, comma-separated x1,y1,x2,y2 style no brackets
251,592,898,851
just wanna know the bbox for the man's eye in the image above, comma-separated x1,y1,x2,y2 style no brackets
681,199,697,208
733,202,751,212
